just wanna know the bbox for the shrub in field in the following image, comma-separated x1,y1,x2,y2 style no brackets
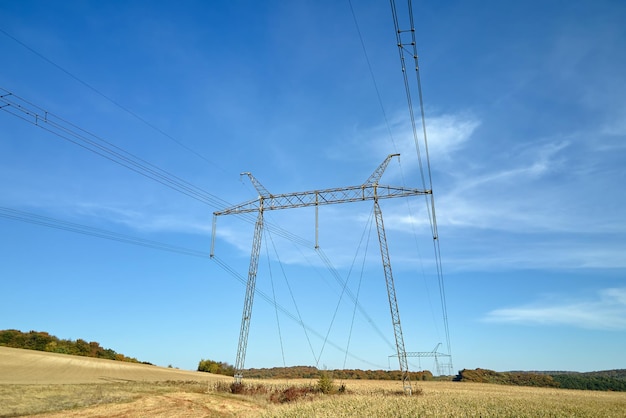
318,371,335,394
270,386,318,403
227,382,269,395
212,380,337,404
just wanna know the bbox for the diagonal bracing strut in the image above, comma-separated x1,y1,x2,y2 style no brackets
210,154,430,393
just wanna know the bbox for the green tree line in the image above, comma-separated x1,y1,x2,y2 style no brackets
197,358,235,376
0,329,142,363
456,368,626,392
197,362,434,381
551,374,626,391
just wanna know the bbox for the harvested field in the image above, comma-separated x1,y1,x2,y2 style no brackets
2,346,626,417
0,346,218,384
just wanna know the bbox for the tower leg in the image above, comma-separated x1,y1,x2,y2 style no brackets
233,209,264,382
373,200,412,395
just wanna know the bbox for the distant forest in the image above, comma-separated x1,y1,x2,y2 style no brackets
243,366,434,381
0,329,145,364
197,360,434,381
198,362,626,391
456,368,626,392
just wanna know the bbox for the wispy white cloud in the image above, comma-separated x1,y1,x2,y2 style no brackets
483,288,626,330
432,135,626,236
333,107,625,273
417,113,482,162
600,108,626,138
379,112,481,173
382,141,571,236
73,202,212,235
339,111,480,179
458,140,569,190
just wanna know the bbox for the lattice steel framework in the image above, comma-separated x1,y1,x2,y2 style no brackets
210,154,430,393
390,343,453,376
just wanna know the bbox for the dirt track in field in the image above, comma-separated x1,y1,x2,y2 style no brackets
0,347,265,417
19,391,264,418
0,346,220,384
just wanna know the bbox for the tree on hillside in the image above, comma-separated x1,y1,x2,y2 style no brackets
0,329,140,363
198,358,235,376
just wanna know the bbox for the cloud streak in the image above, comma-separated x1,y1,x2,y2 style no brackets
73,202,212,235
483,288,626,330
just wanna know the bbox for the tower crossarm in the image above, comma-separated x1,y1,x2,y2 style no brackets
364,153,400,186
215,184,431,216
403,351,452,358
241,172,271,198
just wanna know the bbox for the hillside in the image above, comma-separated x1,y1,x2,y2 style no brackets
0,329,143,363
0,345,223,384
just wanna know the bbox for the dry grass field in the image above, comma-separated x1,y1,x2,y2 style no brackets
2,346,625,417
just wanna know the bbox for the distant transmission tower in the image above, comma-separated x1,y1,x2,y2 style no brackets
211,154,430,394
390,343,453,376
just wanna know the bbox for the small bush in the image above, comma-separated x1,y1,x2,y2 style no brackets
269,386,317,403
318,371,335,394
227,382,269,395
230,382,244,394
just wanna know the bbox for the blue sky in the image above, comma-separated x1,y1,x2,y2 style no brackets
1,0,624,374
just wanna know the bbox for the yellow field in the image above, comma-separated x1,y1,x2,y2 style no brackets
259,379,626,417
2,346,625,417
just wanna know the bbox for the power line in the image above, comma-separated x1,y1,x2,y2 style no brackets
349,0,443,355
211,255,386,369
0,207,212,258
266,231,318,367
0,206,385,369
0,88,318,250
347,0,399,153
389,0,453,372
0,27,225,172
348,0,452,372
0,88,229,208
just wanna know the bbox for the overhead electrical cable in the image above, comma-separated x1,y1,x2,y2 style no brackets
212,255,386,369
347,0,399,152
263,212,397,354
314,207,373,367
266,230,318,366
389,0,452,371
263,232,287,369
0,88,316,250
0,89,228,208
315,246,396,352
0,207,212,258
0,206,383,368
349,1,443,352
343,210,373,370
0,27,224,172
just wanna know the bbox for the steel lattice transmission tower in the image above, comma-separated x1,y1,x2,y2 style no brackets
390,343,453,376
210,154,430,394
